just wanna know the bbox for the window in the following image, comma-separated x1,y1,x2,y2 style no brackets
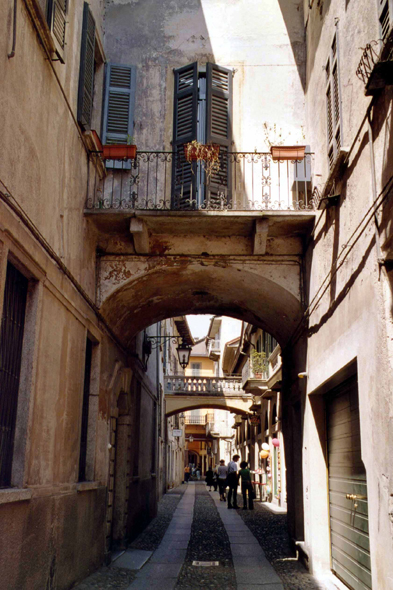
379,0,392,40
191,362,202,376
0,263,28,487
78,337,93,481
44,0,68,62
102,64,137,169
77,3,97,130
325,32,343,170
172,62,233,208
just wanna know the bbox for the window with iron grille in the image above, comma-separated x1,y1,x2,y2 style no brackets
0,263,28,488
326,32,343,170
172,63,233,209
78,337,93,482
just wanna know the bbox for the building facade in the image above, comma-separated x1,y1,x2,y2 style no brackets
1,0,393,588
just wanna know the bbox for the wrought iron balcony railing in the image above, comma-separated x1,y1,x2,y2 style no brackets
356,30,393,95
164,376,244,396
86,151,314,212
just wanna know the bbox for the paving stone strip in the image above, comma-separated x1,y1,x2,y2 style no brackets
174,483,236,590
210,491,284,590
125,483,195,590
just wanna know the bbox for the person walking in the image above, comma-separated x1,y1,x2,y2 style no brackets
227,454,240,509
184,465,190,483
239,460,254,510
217,459,228,501
205,467,215,491
196,464,201,480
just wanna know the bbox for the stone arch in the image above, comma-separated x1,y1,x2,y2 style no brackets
99,256,303,348
165,400,253,417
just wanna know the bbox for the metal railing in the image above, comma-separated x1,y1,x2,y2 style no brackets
86,151,315,212
356,31,393,89
184,414,214,425
164,375,244,396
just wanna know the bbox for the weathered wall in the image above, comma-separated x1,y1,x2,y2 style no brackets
303,0,393,584
104,0,306,152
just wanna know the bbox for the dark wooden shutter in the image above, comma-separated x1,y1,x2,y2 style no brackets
0,263,28,487
102,64,137,169
172,63,198,209
379,0,390,40
206,63,233,207
77,3,96,130
78,338,93,482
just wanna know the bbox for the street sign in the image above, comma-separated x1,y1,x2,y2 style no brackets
173,429,183,437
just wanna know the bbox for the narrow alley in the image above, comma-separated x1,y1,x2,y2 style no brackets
74,483,337,590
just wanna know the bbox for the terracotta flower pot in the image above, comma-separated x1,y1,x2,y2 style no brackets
270,145,306,161
102,144,137,160
184,143,220,162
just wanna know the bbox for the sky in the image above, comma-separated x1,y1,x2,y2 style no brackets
186,314,213,340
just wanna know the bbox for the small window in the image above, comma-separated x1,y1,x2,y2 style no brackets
0,263,28,487
191,362,202,376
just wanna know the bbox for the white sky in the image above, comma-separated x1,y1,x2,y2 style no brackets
186,315,213,340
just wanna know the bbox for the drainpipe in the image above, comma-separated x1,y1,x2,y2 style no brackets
367,111,384,264
8,0,17,58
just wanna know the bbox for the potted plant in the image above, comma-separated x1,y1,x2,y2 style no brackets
263,122,306,161
250,349,268,379
183,140,220,179
101,134,137,160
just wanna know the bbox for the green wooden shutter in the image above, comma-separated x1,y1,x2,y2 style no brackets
172,63,198,209
52,0,68,50
77,3,96,130
206,63,233,207
102,63,137,169
379,0,390,39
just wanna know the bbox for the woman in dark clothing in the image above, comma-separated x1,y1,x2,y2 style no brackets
239,460,254,510
205,467,215,491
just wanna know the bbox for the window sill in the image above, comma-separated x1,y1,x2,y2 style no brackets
76,481,101,493
0,488,32,505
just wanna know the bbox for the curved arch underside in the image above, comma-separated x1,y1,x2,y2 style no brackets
165,400,252,418
99,258,302,347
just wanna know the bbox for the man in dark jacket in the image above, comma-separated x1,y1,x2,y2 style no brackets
227,454,240,509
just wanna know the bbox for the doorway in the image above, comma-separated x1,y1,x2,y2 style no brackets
326,376,371,590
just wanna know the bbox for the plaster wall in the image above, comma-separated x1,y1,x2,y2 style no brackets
185,356,215,376
303,0,393,584
0,0,105,297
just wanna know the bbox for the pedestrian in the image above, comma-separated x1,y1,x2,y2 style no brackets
239,460,254,510
184,465,190,483
227,454,240,509
213,466,218,492
196,464,201,480
205,467,215,491
217,459,228,501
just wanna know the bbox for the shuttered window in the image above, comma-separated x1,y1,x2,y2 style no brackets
101,63,137,168
326,33,343,170
46,0,68,62
78,338,93,482
77,3,96,130
172,63,232,209
379,0,392,40
0,263,28,488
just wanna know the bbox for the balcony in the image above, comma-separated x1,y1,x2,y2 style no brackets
184,413,214,425
87,151,314,212
164,375,244,396
85,151,316,253
207,339,221,360
242,359,268,394
356,30,393,95
242,346,282,394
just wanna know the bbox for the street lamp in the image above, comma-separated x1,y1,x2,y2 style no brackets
176,341,192,370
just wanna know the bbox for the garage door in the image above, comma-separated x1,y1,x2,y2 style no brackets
326,376,372,590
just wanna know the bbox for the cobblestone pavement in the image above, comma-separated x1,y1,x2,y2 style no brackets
175,484,236,590
72,483,329,590
237,500,325,590
72,488,185,590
